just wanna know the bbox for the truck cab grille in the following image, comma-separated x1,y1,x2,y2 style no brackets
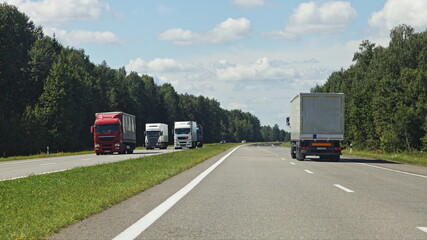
99,136,115,142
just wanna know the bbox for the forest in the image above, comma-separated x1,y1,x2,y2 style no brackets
0,4,289,156
312,24,427,153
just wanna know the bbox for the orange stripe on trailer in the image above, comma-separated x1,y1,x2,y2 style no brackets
311,142,332,147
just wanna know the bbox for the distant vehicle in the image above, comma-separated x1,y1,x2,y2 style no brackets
174,121,197,149
287,93,345,161
90,112,136,155
145,123,168,150
220,140,226,144
196,124,204,147
241,140,246,143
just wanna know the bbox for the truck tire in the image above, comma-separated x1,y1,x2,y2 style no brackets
291,144,296,159
295,142,304,161
296,151,305,161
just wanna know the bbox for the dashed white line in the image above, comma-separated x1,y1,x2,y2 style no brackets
281,158,286,161
304,170,313,174
80,158,92,161
290,162,296,165
113,145,242,240
417,227,427,233
334,184,354,193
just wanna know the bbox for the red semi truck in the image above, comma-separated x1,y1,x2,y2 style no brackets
90,112,136,155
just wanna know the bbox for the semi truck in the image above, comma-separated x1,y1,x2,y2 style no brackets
174,121,197,149
287,93,345,161
90,112,136,155
196,123,204,147
145,123,168,150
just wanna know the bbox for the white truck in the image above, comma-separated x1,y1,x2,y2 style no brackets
174,121,197,149
287,93,345,161
145,123,168,149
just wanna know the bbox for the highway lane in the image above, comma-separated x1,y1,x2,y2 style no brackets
0,148,181,181
51,144,427,239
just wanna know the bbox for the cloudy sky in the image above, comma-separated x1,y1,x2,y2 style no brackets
5,0,427,129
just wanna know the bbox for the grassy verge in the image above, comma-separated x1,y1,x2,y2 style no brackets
342,148,427,167
0,143,239,240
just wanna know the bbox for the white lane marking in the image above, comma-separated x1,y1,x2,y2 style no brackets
39,163,56,166
304,170,313,174
417,227,427,233
113,146,242,240
356,162,427,179
290,162,296,165
334,184,354,193
281,158,286,161
1,168,71,181
80,158,91,161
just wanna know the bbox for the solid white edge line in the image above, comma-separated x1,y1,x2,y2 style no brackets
112,145,242,240
1,168,71,181
334,184,354,193
356,163,427,179
304,170,313,174
417,227,427,233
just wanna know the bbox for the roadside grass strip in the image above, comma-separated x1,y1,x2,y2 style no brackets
342,149,427,167
0,143,239,240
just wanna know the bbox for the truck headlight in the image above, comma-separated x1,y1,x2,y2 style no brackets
115,143,121,147
95,144,100,147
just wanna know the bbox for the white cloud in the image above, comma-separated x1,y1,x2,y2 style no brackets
228,102,249,110
49,29,119,45
158,18,251,45
369,0,427,32
231,0,266,8
126,58,198,73
5,0,109,27
270,1,356,39
216,57,298,81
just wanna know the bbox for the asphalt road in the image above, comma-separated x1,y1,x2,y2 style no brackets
0,148,180,181
49,144,427,239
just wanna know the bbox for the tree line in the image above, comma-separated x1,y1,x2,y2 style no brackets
311,24,427,153
0,4,289,156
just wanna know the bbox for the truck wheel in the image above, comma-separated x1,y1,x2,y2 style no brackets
296,150,305,161
291,144,296,159
127,149,134,154
331,155,340,162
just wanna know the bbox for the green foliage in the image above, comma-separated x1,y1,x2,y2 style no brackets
0,4,288,156
313,24,427,153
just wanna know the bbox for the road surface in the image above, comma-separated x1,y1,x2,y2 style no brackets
0,148,180,181
46,144,427,239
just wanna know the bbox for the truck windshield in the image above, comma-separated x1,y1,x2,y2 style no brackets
175,128,190,134
96,124,119,133
146,131,160,137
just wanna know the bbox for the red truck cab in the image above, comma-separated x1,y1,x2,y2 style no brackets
90,112,136,155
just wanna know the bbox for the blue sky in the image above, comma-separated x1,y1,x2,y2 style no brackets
5,0,427,129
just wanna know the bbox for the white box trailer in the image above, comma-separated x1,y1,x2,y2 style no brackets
288,93,345,161
174,121,197,149
145,123,168,149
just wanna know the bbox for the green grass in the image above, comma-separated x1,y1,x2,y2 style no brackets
342,148,427,167
0,143,239,240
